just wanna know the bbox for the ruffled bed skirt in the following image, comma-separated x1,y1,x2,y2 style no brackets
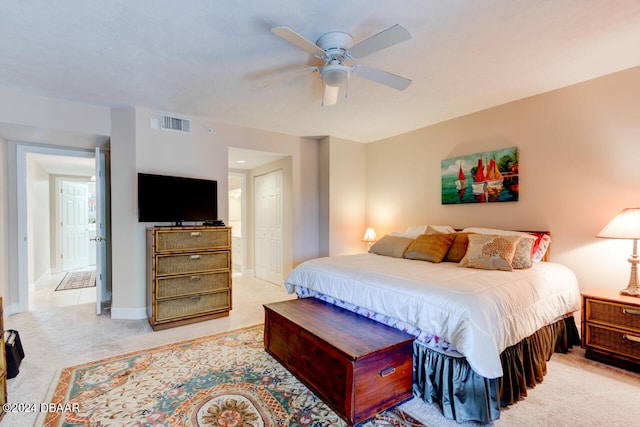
413,316,581,423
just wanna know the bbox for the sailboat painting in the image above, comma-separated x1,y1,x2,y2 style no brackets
441,147,519,204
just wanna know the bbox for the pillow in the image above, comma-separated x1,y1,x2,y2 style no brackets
369,234,414,258
459,234,521,271
530,233,552,262
444,232,473,263
405,224,456,237
462,227,537,268
403,233,456,263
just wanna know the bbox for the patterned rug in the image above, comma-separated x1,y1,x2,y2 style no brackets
40,325,426,426
55,271,96,291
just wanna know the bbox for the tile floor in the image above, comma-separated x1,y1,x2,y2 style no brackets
29,267,97,310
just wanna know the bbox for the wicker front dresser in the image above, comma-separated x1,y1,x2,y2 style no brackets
147,226,232,330
582,289,640,372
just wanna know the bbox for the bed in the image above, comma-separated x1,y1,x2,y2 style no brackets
284,226,581,423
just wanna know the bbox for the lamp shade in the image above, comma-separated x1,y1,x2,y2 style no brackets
596,208,640,239
363,227,377,243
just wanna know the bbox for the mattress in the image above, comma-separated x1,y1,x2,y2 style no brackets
284,253,580,379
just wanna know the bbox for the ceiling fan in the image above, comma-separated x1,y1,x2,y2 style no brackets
261,24,412,106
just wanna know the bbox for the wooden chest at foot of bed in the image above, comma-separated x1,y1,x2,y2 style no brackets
264,298,414,425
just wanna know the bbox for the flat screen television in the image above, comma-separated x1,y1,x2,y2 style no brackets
137,173,218,224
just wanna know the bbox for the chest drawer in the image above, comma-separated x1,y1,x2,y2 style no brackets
156,291,230,322
584,323,640,360
584,298,640,334
156,271,230,299
155,228,230,252
156,251,230,276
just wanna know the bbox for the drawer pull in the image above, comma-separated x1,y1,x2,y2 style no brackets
190,232,202,237
623,334,640,344
623,308,640,316
379,366,396,377
189,296,201,302
189,255,201,260
190,275,201,281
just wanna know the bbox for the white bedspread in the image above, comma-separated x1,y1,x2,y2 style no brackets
284,253,580,379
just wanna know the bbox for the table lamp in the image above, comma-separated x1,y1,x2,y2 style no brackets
596,208,640,297
363,227,377,249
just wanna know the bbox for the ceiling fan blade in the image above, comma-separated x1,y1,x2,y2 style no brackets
348,24,412,59
351,65,411,90
256,66,319,88
322,84,339,107
271,26,326,57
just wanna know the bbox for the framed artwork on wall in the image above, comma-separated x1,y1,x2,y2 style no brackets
441,146,519,204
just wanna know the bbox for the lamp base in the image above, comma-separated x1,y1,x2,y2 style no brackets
620,287,640,297
620,249,640,297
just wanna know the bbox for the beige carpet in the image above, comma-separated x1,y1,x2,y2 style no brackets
54,270,96,291
5,275,640,426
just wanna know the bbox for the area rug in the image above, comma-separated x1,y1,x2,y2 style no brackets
40,325,425,426
55,271,96,291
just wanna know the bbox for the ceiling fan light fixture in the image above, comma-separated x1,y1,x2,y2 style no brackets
320,61,348,87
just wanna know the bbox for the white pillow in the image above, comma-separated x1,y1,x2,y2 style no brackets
405,225,456,237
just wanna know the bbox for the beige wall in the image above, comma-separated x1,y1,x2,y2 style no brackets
323,136,367,256
366,66,640,294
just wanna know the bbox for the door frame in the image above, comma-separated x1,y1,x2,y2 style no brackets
16,144,110,313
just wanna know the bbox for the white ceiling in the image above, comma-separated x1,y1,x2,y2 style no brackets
2,1,640,143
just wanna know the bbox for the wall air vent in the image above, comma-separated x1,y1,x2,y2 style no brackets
160,115,191,133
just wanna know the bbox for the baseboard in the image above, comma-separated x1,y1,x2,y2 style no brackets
110,306,147,320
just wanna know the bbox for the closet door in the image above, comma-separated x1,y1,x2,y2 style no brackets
254,170,283,284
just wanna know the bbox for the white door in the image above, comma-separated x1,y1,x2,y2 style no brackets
94,148,108,315
60,181,89,271
254,170,283,284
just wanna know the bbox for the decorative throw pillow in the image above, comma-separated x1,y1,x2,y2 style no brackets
424,225,457,234
369,234,414,258
530,233,552,262
462,227,538,267
459,234,521,271
444,232,473,263
511,235,536,269
403,233,456,263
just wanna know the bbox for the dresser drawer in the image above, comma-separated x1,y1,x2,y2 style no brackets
156,271,230,299
156,228,230,252
584,323,640,360
156,291,230,322
585,298,640,334
156,251,230,276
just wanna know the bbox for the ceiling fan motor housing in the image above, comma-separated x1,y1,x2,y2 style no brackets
316,32,353,59
317,32,353,86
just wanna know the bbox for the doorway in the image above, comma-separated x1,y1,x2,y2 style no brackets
17,146,109,313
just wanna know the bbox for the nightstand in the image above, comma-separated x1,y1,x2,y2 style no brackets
582,289,640,372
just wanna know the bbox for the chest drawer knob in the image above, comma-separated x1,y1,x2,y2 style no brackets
190,275,201,281
189,255,201,260
623,334,640,344
190,232,202,237
379,366,396,377
623,308,640,316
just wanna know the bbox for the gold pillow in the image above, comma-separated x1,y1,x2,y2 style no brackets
369,235,414,258
459,234,520,271
404,233,456,263
444,232,473,263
